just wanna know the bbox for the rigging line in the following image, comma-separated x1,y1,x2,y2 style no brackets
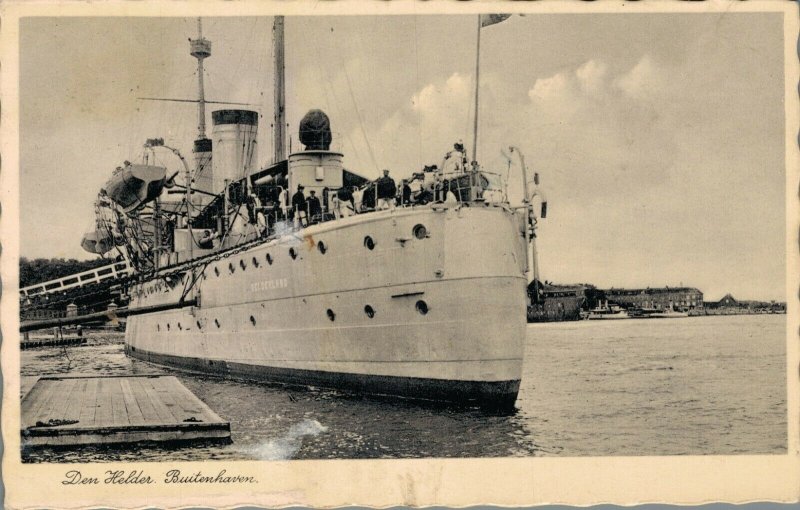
316,37,353,157
413,16,422,172
341,61,379,173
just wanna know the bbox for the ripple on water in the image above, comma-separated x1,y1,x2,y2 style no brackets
20,315,787,461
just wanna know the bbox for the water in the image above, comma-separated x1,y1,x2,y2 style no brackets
21,315,786,462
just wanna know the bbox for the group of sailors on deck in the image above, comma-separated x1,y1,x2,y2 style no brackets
194,142,485,249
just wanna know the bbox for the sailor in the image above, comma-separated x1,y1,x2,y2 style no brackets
444,141,467,173
198,230,219,250
291,185,307,225
256,209,268,237
245,192,260,224
401,179,412,206
444,181,459,204
278,187,288,219
307,190,322,224
353,186,365,213
335,186,355,218
376,169,396,210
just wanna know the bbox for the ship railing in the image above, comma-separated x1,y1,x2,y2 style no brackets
20,260,133,299
239,171,510,240
428,168,508,204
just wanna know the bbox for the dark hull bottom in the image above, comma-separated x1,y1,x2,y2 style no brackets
126,346,520,412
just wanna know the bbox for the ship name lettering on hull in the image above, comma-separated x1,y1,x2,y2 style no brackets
250,278,289,292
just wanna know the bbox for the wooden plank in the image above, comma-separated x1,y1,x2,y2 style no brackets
93,377,115,427
63,378,88,424
155,377,185,421
171,378,216,421
21,386,50,428
110,378,128,426
77,378,100,426
130,377,159,423
141,377,176,424
25,380,61,422
119,378,145,426
48,378,80,424
31,381,66,427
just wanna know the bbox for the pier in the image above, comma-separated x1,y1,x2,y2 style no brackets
21,375,230,447
21,336,86,350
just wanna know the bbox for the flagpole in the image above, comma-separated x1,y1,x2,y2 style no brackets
471,15,481,164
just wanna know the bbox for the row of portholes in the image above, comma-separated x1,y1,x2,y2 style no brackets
141,272,191,297
362,224,427,251
207,223,428,278
325,300,428,322
155,300,428,331
156,318,221,332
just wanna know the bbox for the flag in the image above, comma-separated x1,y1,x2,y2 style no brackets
480,14,511,28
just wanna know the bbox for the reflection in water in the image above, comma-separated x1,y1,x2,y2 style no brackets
21,315,785,462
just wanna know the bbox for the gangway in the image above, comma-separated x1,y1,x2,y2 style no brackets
20,260,133,299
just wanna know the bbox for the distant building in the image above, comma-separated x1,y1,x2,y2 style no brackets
716,293,738,308
603,287,704,311
704,293,786,313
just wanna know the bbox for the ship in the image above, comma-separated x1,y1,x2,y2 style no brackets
627,306,689,319
79,16,545,410
586,301,630,320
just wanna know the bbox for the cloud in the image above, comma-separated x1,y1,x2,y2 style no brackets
411,72,470,112
528,72,572,102
576,59,608,94
614,55,664,99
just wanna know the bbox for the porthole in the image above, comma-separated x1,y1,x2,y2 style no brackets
363,236,375,250
289,247,297,260
229,262,235,273
413,224,428,240
364,305,375,318
196,320,202,330
318,241,327,254
415,300,429,315
167,323,171,331
157,324,160,332
266,253,274,265
326,309,336,321
252,256,259,268
214,319,221,328
214,266,220,277
178,323,182,331
250,315,256,326
240,259,247,270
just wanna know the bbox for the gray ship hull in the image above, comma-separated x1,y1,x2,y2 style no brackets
125,205,529,410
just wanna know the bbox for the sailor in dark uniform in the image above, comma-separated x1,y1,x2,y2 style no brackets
307,190,322,224
291,185,307,225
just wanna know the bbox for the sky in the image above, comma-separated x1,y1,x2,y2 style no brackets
19,13,787,301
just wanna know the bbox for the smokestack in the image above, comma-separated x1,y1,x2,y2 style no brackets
211,109,259,193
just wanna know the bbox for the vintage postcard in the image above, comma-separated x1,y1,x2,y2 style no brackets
1,0,798,508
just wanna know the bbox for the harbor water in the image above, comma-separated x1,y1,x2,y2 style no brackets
21,314,786,462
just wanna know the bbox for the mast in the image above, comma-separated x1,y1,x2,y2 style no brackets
190,18,212,140
273,16,287,163
471,15,481,164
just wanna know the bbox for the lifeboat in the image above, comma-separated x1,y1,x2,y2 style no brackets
103,164,167,213
81,230,115,255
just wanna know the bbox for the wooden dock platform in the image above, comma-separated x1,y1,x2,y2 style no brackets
21,375,231,447
20,336,86,350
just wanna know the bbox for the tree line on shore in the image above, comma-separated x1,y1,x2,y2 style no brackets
20,257,108,288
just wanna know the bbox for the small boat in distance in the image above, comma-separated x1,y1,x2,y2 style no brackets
628,306,689,319
587,301,630,320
